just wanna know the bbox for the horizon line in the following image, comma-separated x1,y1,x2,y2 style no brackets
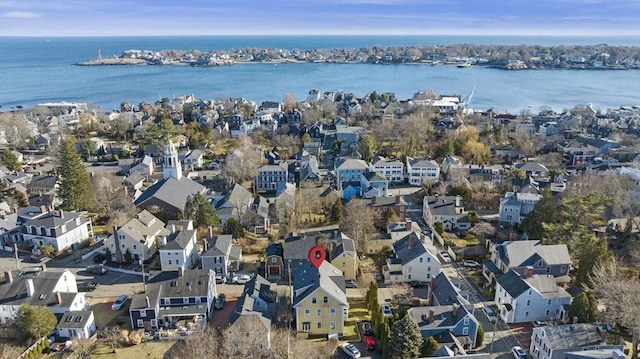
2,33,640,38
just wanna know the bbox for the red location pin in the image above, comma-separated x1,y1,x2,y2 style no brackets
308,246,326,269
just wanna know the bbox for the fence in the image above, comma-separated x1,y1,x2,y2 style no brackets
17,336,47,359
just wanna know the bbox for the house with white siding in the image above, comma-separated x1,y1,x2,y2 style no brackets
407,158,440,186
370,156,404,183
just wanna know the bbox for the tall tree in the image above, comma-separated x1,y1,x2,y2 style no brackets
520,189,558,240
575,234,614,286
15,305,57,343
340,199,375,254
389,313,423,359
568,292,598,323
57,138,93,211
0,149,21,172
421,336,440,357
543,191,607,246
382,207,399,229
359,134,376,162
381,319,392,359
184,193,219,228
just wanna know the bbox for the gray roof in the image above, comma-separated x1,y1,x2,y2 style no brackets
408,304,477,331
497,270,570,299
203,234,233,257
409,158,439,169
265,242,283,258
369,196,406,207
161,229,195,250
27,175,58,190
23,210,87,237
534,324,607,350
133,176,205,213
123,173,145,186
392,232,433,265
497,240,570,267
362,172,388,182
0,268,78,308
57,310,93,329
516,161,549,174
257,163,288,173
292,261,347,307
130,269,212,310
426,196,463,216
221,184,253,210
331,237,356,259
116,210,166,242
431,272,469,306
337,158,368,170
283,234,317,260
372,158,404,167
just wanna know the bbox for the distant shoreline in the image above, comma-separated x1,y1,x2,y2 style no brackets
77,43,640,71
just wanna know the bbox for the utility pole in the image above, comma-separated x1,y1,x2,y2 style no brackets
140,258,146,292
14,243,20,270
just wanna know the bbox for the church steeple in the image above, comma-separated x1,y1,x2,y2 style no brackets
162,140,181,180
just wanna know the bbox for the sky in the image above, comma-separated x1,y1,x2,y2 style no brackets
0,0,639,37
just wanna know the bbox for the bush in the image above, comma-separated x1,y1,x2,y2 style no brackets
128,330,143,345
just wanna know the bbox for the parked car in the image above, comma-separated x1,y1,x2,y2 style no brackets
439,252,452,263
111,294,128,310
232,274,252,284
409,280,428,288
374,272,382,281
86,264,108,275
215,294,226,310
361,321,373,336
23,255,44,263
345,280,358,288
532,320,548,327
512,346,527,359
483,306,497,323
77,280,99,292
382,304,392,317
215,275,226,284
341,343,361,359
363,335,375,351
463,260,480,268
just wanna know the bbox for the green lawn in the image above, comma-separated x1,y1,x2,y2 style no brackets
84,341,177,359
89,297,131,330
343,300,369,341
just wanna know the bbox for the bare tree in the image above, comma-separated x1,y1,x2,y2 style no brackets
222,134,263,184
92,173,137,217
171,327,226,359
65,338,95,359
98,325,122,353
283,93,297,112
589,260,640,359
341,199,375,254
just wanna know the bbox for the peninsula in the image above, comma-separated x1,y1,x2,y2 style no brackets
78,43,640,70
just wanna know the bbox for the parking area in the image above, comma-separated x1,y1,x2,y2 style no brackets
508,322,533,351
209,295,238,329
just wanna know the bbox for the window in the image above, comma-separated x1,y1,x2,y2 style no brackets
408,274,412,280
330,308,336,317
547,299,551,305
462,327,468,335
137,319,144,327
150,319,157,328
317,322,322,329
312,297,317,304
323,296,328,304
302,322,310,331
168,260,172,265
463,317,469,325
317,309,322,316
271,257,277,263
525,311,529,318
304,309,310,318
527,300,531,306
419,257,423,263
140,310,146,317
133,245,137,250
176,260,179,265
330,321,336,330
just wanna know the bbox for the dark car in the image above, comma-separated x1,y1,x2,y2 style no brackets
345,280,358,288
86,264,108,275
215,294,226,310
361,321,373,336
23,255,44,263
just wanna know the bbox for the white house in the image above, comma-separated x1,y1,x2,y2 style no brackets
57,310,96,339
370,157,404,183
129,155,154,177
494,268,571,323
407,158,440,186
104,210,167,263
182,149,204,171
422,195,470,231
201,234,242,279
498,192,543,224
529,324,624,359
0,268,86,325
21,210,92,252
384,232,440,284
158,224,198,271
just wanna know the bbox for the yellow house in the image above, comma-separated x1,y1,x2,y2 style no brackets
293,261,349,336
330,236,358,281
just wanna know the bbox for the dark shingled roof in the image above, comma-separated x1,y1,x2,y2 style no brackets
130,269,212,311
161,229,195,250
496,270,531,298
392,232,431,265
203,235,233,257
0,269,80,308
57,310,93,329
133,176,205,213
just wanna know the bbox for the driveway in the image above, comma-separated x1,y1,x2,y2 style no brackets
209,295,238,329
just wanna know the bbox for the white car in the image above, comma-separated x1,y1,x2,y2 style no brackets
512,346,527,359
382,304,392,317
111,294,128,311
463,260,480,268
341,343,361,358
232,274,252,284
483,306,496,323
439,252,452,263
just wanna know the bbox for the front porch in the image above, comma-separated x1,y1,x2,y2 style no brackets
157,315,206,340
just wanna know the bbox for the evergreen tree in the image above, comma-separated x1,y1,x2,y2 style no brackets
475,324,485,348
184,193,220,228
224,218,245,238
0,149,21,172
382,207,399,228
568,292,599,323
521,189,557,240
421,336,439,357
359,135,376,162
57,138,93,211
15,305,57,343
330,198,343,223
390,313,423,359
575,234,614,286
381,320,392,359
366,281,379,312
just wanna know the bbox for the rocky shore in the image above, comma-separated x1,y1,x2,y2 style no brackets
77,43,640,70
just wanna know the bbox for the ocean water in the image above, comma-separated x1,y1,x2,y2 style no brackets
1,35,639,112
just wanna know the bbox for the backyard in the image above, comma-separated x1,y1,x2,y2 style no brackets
343,300,369,341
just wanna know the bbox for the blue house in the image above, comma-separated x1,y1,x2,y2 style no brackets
408,304,480,349
342,182,359,201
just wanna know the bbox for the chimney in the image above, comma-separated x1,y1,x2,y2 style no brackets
572,316,578,324
161,235,167,247
395,195,400,204
178,267,184,277
409,234,414,249
25,279,35,297
371,196,376,205
452,303,460,316
405,220,412,231
429,308,435,322
59,209,64,218
4,271,13,283
145,296,150,307
524,266,534,278
40,263,46,272
40,205,47,213
455,196,461,207
202,238,208,252
208,226,214,238
56,292,62,304
170,224,176,233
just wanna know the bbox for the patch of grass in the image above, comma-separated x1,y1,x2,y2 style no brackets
343,300,369,341
90,297,121,329
90,341,177,359
93,225,110,236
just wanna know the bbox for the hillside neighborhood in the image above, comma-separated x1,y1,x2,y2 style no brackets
0,90,638,359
